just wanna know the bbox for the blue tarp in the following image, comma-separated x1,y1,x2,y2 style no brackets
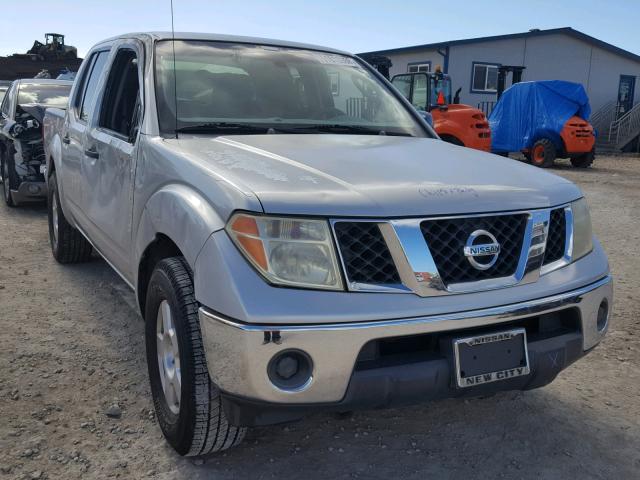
489,80,591,152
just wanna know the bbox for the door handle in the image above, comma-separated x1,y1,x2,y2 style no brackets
62,135,70,144
84,147,99,159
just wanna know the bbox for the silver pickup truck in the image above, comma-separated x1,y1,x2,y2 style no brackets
43,32,613,457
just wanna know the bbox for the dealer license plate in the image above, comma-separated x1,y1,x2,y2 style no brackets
453,328,530,388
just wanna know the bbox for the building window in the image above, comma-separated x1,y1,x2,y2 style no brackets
471,63,499,93
408,62,430,73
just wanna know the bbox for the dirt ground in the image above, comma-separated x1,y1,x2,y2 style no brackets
0,155,638,480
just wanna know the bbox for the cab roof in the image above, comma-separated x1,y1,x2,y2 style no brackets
93,32,350,56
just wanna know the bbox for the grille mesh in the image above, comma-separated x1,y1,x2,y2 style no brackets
420,214,528,284
334,222,400,285
543,208,567,265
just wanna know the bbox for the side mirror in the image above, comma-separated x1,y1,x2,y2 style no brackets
418,110,434,128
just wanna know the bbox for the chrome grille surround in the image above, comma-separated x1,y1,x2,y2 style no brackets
331,205,574,297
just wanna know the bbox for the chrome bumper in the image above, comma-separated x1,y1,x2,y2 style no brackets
199,275,612,404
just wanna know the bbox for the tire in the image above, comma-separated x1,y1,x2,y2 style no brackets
529,139,556,168
48,172,93,263
2,156,16,207
145,257,246,456
570,148,595,168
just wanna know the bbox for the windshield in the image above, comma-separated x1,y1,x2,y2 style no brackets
155,40,426,136
17,83,71,107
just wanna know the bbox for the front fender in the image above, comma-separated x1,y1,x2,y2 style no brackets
134,183,226,278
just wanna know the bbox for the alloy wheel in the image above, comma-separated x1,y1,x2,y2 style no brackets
156,300,181,414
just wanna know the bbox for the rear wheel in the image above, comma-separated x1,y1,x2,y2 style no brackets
570,148,595,168
145,257,246,456
529,139,556,168
48,172,93,263
1,157,16,207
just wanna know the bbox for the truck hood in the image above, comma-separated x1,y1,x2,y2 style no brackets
173,134,582,217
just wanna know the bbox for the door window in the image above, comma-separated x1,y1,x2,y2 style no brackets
79,51,109,122
391,74,412,101
618,75,636,115
99,49,141,141
411,74,428,110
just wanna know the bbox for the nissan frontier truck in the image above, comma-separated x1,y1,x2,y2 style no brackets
43,32,612,456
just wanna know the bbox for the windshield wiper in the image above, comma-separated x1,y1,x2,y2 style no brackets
175,122,270,134
175,122,413,137
283,124,412,136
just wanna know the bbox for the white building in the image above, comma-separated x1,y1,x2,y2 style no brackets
360,27,640,151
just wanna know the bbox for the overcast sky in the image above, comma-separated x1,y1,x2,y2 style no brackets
1,0,639,58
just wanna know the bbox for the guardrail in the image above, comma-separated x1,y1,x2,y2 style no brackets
477,101,496,117
590,101,617,136
608,102,640,148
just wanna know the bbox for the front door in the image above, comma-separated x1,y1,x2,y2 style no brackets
617,75,636,117
81,43,142,279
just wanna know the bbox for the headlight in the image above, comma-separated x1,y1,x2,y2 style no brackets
226,213,343,290
571,197,593,261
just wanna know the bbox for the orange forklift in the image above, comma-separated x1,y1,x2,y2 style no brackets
390,68,492,152
360,55,491,152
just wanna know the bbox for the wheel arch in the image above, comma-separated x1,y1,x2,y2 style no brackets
136,234,184,315
134,184,227,315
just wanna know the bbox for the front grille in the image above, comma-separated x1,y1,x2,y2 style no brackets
543,208,566,265
334,222,400,285
420,214,528,285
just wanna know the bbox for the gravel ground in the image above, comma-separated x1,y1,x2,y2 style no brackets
0,155,639,480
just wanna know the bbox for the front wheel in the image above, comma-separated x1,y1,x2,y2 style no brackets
145,257,246,456
2,157,16,207
529,139,556,168
570,148,595,168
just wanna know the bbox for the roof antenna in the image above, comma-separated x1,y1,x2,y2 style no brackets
170,0,179,138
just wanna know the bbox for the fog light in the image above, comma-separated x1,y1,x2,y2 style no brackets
597,300,609,331
268,350,313,391
276,355,299,379
28,184,41,194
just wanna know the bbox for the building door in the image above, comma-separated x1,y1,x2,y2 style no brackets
617,75,636,117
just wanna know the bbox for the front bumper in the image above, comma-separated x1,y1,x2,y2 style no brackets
199,275,612,421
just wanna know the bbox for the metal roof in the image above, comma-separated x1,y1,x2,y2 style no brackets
358,27,640,64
